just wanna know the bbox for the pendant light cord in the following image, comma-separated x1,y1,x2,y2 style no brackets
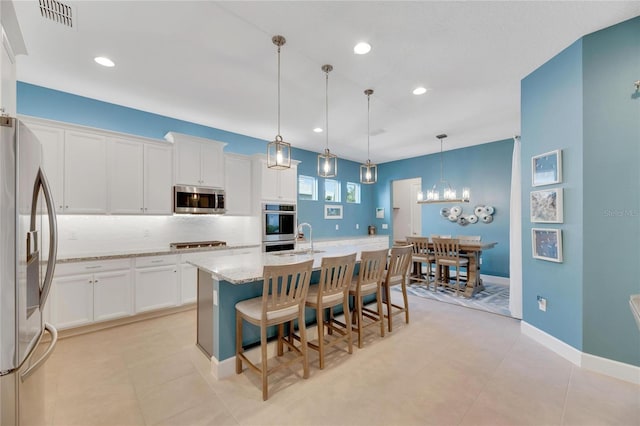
367,92,371,162
439,138,444,182
325,69,329,151
277,45,281,138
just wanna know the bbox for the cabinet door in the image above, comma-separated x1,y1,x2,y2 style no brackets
134,265,178,313
93,270,133,322
64,130,108,213
144,143,172,214
260,165,280,201
108,138,144,214
175,139,202,186
51,274,93,329
180,263,197,304
278,165,298,202
28,124,65,213
224,154,252,215
200,142,224,188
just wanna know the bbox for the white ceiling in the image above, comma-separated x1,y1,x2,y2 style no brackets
12,1,640,163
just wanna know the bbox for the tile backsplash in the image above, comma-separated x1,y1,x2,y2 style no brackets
55,215,261,257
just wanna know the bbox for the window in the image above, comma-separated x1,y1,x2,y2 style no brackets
324,179,341,202
298,175,318,201
346,182,361,204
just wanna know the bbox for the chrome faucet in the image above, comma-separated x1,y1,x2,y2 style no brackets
297,223,313,253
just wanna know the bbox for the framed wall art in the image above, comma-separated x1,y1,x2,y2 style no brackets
530,188,563,223
532,149,562,187
324,204,343,219
532,228,563,263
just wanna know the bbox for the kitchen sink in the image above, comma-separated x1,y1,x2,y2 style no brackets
272,249,325,257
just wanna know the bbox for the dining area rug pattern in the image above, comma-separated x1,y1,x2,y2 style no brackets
395,281,512,317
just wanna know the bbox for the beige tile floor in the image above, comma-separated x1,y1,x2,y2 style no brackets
41,293,640,426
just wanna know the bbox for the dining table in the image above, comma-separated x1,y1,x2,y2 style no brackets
396,239,497,298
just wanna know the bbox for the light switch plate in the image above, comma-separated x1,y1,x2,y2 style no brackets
381,223,388,229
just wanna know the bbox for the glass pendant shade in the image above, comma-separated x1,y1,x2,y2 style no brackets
267,135,291,170
360,160,377,184
318,148,337,177
266,35,292,170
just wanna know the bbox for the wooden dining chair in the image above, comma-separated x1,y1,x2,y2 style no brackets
235,259,313,401
455,235,481,285
429,235,451,290
349,248,387,348
381,245,413,332
406,236,434,289
299,253,356,369
432,238,469,297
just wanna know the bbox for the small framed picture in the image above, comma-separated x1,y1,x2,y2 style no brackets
532,228,563,263
375,207,385,219
532,149,562,187
530,188,563,223
324,204,343,219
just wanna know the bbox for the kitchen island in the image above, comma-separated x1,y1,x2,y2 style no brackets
188,235,389,379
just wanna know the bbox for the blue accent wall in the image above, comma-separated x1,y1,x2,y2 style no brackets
582,17,640,366
521,39,584,350
377,140,514,277
17,82,376,240
521,16,640,367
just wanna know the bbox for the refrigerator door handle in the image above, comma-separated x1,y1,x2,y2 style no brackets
20,323,58,382
30,167,58,308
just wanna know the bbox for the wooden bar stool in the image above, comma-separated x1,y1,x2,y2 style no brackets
235,259,313,401
432,238,468,297
381,245,413,332
349,248,387,348
406,236,434,288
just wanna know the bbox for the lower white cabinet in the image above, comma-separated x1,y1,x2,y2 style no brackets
134,255,179,313
180,263,198,304
50,260,133,329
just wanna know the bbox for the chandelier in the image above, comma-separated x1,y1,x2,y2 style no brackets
417,134,469,204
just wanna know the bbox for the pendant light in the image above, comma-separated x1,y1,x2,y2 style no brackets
267,35,292,170
317,64,337,177
360,89,377,184
417,134,470,204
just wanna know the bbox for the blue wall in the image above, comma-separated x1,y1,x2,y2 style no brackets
521,39,584,350
17,82,373,239
377,140,514,277
521,16,640,367
582,17,640,366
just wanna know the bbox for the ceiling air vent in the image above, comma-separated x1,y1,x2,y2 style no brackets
39,0,74,28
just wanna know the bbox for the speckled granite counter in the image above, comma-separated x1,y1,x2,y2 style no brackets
56,243,260,263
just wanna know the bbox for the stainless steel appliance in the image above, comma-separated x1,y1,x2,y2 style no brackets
262,203,296,251
0,117,59,425
173,185,226,214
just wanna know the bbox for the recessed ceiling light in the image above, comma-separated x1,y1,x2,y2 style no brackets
412,87,428,95
94,56,115,67
353,42,371,55
313,127,323,133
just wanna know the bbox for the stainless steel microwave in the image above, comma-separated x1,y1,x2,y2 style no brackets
174,185,225,214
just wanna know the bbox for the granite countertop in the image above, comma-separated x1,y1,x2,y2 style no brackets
189,242,388,285
56,243,260,264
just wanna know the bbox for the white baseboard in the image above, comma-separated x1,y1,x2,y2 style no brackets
521,321,640,385
211,354,237,380
481,274,509,286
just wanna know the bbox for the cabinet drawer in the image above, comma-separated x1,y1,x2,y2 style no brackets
55,259,132,276
135,255,178,268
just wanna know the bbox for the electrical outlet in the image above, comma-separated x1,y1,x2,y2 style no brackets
70,232,77,240
213,290,218,306
356,224,359,230
143,229,150,238
335,224,339,230
479,257,483,265
537,296,547,312
381,223,388,229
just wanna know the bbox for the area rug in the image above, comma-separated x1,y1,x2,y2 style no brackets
394,281,512,317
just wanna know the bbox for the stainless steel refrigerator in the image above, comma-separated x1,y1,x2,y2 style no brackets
0,116,58,425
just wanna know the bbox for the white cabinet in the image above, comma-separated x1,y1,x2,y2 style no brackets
64,130,108,213
224,153,252,215
109,138,172,214
166,132,227,188
180,263,198,304
49,259,133,329
252,155,299,204
134,255,179,313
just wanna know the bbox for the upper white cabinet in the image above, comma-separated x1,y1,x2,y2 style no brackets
166,132,227,188
64,130,109,213
252,155,299,204
109,137,172,214
224,153,252,216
